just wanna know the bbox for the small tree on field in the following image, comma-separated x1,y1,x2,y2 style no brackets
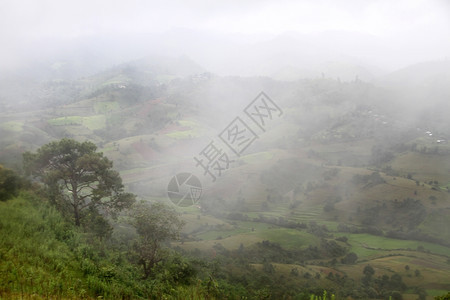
341,252,358,264
362,264,375,286
23,138,135,226
130,201,184,279
363,265,375,277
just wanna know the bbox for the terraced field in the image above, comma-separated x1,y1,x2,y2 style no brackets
48,115,106,130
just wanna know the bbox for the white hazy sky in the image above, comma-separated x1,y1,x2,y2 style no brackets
1,0,449,73
1,0,449,38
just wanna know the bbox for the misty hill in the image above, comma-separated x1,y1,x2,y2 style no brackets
1,56,449,299
380,60,450,88
5,29,443,83
376,60,450,134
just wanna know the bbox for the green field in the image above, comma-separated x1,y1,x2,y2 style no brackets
101,74,131,86
240,151,274,164
391,152,450,183
256,227,319,249
94,101,120,113
341,233,450,258
48,115,106,130
0,121,23,132
165,129,201,139
426,289,450,297
418,211,450,242
48,116,83,126
187,219,320,251
166,120,204,139
82,115,106,130
178,120,199,127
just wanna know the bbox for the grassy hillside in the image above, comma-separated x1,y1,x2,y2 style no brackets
1,193,135,299
0,193,228,299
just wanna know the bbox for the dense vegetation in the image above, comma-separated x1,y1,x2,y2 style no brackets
1,154,448,299
1,169,337,299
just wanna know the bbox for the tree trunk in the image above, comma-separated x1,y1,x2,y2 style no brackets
74,204,80,226
141,260,151,279
72,187,81,226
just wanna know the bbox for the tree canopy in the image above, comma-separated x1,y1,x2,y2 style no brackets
23,138,135,226
131,201,184,278
0,164,21,201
